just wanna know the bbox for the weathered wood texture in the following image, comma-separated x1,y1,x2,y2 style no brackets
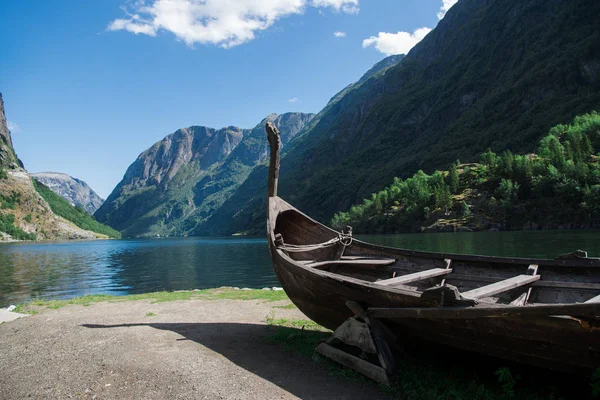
462,275,541,299
315,343,390,385
266,122,280,198
585,294,600,303
377,268,453,286
265,128,600,377
367,303,600,319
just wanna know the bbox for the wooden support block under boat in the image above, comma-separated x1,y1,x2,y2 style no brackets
462,274,541,300
376,268,453,286
315,301,396,386
315,343,390,386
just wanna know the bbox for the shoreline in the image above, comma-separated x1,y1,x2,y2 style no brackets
1,287,593,399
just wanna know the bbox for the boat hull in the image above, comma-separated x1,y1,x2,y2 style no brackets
270,240,600,375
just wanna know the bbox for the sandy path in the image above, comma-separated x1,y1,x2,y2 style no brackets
0,298,389,399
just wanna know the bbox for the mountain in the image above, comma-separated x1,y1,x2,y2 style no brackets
200,0,600,236
0,95,23,170
31,172,104,214
0,93,120,241
94,112,314,237
331,112,600,233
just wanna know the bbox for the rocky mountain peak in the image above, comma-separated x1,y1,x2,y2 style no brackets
0,93,23,170
31,172,105,215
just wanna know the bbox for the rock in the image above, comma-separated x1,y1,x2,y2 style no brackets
272,287,284,291
31,172,104,214
261,288,271,291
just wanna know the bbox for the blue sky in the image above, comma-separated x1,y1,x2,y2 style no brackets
0,0,456,199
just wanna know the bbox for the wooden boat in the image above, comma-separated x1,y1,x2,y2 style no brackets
265,122,600,379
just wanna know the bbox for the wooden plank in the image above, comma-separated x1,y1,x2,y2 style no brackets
315,343,390,386
509,292,529,306
449,273,600,290
440,258,452,287
367,302,600,320
341,256,395,262
510,265,539,306
307,258,396,268
585,294,600,303
376,268,453,286
462,275,540,299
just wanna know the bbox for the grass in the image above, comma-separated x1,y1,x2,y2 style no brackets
145,312,157,317
14,287,290,314
272,303,297,310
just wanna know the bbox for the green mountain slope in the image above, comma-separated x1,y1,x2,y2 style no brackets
33,179,121,239
95,113,314,237
203,0,600,235
331,112,600,233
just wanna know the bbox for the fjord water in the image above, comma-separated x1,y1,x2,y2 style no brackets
1,231,599,306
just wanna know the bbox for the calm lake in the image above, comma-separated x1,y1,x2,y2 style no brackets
1,230,599,306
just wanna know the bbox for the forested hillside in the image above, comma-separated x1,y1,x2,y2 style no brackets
331,112,600,233
202,0,600,236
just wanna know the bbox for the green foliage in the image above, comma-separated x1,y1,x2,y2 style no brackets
0,213,35,240
15,288,289,314
592,368,600,398
0,191,21,209
0,168,7,180
448,163,460,194
23,213,32,223
331,112,600,233
495,368,519,399
32,179,121,239
461,201,472,217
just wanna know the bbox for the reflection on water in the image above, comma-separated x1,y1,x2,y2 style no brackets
1,230,599,306
0,237,275,306
358,230,600,259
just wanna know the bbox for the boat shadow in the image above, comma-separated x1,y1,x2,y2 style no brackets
81,322,387,399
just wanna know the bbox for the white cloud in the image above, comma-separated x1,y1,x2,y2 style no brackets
311,0,358,14
7,121,20,133
108,0,360,48
362,27,431,56
288,97,300,103
333,31,346,37
437,0,458,19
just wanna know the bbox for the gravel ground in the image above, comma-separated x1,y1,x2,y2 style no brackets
0,298,389,399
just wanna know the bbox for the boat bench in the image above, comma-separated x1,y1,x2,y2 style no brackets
462,274,540,300
299,256,396,269
376,268,453,287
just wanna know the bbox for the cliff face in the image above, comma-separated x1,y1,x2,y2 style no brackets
202,0,600,235
31,172,105,214
0,94,23,170
94,112,314,237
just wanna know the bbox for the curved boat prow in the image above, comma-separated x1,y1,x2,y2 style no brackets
266,121,280,199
